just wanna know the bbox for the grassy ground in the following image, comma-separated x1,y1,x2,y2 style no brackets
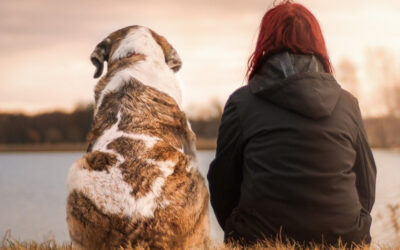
2,203,400,250
1,239,399,250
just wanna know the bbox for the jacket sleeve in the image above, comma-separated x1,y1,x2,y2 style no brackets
353,102,377,213
207,96,244,230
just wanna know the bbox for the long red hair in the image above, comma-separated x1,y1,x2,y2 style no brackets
246,1,332,81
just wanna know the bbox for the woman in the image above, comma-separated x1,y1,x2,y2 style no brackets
207,1,377,246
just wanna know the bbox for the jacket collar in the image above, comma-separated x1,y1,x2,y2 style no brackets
248,52,342,119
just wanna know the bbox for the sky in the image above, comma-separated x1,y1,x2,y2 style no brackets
0,0,399,116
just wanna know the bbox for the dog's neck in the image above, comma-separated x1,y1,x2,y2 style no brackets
95,58,183,114
126,58,183,106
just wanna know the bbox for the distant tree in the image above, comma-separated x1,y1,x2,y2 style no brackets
0,103,93,144
45,127,64,143
188,99,224,139
382,81,400,118
336,58,359,98
26,128,41,143
365,48,400,117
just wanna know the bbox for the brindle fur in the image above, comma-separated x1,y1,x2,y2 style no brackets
66,26,209,249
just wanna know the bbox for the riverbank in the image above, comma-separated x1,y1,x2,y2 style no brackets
1,142,398,153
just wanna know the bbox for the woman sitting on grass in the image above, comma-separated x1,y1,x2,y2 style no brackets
207,1,377,246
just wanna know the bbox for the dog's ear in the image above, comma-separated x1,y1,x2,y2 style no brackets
90,38,111,78
150,31,182,72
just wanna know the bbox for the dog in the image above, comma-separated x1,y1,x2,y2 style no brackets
66,25,209,249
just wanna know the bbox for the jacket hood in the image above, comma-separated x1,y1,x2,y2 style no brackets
249,52,341,119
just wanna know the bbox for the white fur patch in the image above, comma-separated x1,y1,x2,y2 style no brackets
67,159,133,215
135,159,175,216
96,27,183,113
159,199,171,209
67,111,176,218
67,158,175,218
111,27,165,63
92,111,159,153
175,72,185,105
122,60,183,108
95,69,132,114
186,160,197,172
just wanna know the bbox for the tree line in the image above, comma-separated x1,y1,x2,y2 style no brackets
0,104,93,144
0,103,220,145
0,102,399,148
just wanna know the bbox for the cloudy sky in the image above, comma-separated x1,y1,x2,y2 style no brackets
0,0,399,116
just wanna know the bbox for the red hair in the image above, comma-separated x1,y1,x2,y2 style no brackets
246,1,332,81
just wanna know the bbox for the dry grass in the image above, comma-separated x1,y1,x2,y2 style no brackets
0,239,71,250
2,239,399,250
388,203,400,238
210,240,370,250
2,204,400,249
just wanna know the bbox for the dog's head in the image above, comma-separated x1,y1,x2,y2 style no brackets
90,25,182,78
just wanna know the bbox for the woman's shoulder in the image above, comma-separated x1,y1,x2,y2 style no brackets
338,88,360,114
228,85,252,104
340,88,358,104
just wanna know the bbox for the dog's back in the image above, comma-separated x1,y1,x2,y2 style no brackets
66,26,209,249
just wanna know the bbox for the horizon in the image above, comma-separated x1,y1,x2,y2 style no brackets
0,0,399,117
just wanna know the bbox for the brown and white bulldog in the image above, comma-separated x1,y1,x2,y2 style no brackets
66,25,209,249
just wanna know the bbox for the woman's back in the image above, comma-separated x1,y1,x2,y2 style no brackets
208,2,376,245
208,52,376,244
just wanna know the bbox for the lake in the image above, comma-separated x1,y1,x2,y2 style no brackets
0,150,399,246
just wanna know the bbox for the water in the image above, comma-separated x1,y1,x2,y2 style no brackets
0,150,399,245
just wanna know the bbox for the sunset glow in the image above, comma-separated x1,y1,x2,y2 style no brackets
0,0,399,116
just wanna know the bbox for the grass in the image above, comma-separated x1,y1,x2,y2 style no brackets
1,238,399,250
2,199,399,250
0,240,71,250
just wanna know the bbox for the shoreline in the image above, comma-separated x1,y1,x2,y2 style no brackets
1,140,398,153
0,138,217,152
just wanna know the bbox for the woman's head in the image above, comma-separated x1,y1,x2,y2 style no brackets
246,1,332,80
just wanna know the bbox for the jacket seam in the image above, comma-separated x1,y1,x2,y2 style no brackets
355,129,372,210
230,95,245,149
259,77,337,96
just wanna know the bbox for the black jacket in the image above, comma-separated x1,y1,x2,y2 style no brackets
207,52,377,245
